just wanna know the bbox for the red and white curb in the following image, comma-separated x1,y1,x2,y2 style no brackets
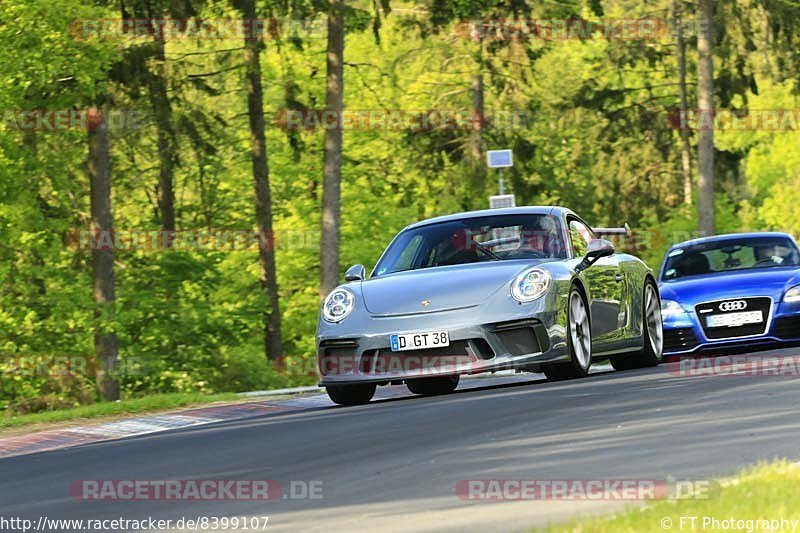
0,401,303,460
0,368,611,460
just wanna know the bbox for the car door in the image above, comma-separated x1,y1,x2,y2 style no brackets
567,217,625,342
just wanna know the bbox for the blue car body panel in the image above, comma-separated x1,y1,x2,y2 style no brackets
659,232,800,354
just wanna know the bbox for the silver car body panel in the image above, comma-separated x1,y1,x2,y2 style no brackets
317,206,655,385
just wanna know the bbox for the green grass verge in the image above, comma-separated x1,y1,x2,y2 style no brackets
543,461,800,532
0,392,240,431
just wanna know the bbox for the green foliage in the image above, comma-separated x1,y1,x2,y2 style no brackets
637,195,743,271
1,0,800,412
544,460,800,533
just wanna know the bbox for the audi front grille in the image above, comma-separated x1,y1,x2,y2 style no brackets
695,297,772,340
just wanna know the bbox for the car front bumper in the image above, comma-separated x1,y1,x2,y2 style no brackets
662,300,800,355
316,301,570,386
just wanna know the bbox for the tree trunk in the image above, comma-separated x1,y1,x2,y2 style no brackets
241,0,282,362
88,107,120,401
22,130,48,299
320,0,345,299
150,34,177,243
470,73,484,159
125,1,177,240
469,37,485,163
696,0,715,235
469,36,486,195
672,0,692,205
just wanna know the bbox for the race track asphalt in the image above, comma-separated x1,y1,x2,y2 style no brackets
1,347,799,532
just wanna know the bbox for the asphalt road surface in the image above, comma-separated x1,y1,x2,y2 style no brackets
2,347,800,532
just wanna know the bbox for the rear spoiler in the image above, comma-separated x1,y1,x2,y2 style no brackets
592,223,631,237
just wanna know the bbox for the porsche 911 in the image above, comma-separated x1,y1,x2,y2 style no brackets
316,206,663,405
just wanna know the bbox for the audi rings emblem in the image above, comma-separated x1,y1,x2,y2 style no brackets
719,300,748,312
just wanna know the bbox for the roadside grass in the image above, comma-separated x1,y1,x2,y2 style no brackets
0,392,241,432
543,461,800,532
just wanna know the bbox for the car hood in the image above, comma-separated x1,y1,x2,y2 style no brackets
360,260,542,316
659,267,800,306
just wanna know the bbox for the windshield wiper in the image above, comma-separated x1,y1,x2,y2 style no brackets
472,239,503,261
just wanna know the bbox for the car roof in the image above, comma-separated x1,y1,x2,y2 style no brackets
404,206,576,230
668,232,798,251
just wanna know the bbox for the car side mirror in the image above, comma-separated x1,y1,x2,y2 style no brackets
576,239,615,273
344,264,366,282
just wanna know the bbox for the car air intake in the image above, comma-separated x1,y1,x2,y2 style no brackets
318,339,359,375
663,327,699,351
774,317,800,340
492,319,548,356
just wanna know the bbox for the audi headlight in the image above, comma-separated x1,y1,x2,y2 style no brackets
661,299,685,317
784,285,800,303
322,288,355,323
511,268,551,303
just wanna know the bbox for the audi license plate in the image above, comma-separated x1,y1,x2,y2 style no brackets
706,311,763,328
390,331,449,352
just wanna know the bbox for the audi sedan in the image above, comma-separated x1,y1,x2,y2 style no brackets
316,206,664,405
659,232,800,354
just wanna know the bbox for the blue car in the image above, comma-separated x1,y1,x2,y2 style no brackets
659,232,800,354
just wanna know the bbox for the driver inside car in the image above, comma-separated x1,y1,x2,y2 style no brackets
754,244,788,265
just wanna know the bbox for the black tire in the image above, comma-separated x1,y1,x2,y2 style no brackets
543,285,592,381
611,278,664,371
325,383,376,405
406,375,460,395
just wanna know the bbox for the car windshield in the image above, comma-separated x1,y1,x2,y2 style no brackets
662,236,800,281
373,214,567,276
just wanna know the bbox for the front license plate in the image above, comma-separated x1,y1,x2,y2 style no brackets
390,331,450,352
707,311,764,328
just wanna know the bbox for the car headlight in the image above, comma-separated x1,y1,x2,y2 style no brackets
511,268,551,303
661,299,685,317
322,288,355,322
784,285,800,303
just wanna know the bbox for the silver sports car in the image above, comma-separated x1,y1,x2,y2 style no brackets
316,206,663,405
